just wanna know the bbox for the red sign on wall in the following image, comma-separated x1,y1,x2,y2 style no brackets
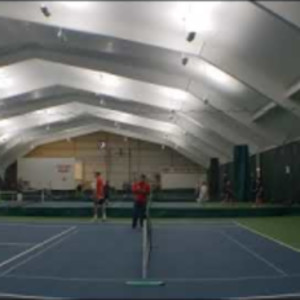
57,164,71,173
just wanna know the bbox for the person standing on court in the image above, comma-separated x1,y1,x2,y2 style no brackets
92,172,106,221
103,180,111,203
254,176,264,206
131,174,150,229
197,181,208,205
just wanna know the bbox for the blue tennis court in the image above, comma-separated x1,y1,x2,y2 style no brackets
0,220,300,299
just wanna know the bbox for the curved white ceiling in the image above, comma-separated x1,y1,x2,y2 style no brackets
0,1,300,171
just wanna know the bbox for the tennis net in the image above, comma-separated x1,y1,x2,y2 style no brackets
0,190,46,204
142,192,153,279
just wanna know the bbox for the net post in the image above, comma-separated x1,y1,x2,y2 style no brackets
142,218,147,279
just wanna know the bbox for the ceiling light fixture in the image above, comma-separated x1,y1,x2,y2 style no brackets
40,4,51,17
60,2,88,9
0,134,8,143
0,75,13,89
163,88,187,101
99,141,106,149
186,31,196,42
182,57,189,66
203,64,235,87
101,74,120,87
182,2,220,33
57,28,63,38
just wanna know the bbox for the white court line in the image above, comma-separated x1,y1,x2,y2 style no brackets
0,223,72,228
0,243,34,247
4,274,131,283
1,230,78,277
154,220,236,226
234,221,300,253
219,230,287,276
4,273,296,284
0,226,76,270
232,292,300,300
0,292,63,300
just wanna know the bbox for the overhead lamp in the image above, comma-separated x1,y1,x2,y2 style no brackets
101,73,120,87
0,75,13,89
57,28,68,42
99,141,106,149
60,2,88,9
182,57,189,66
204,64,232,85
0,134,8,143
186,31,196,42
40,4,51,17
183,2,220,33
163,88,187,101
0,119,12,129
57,28,63,38
169,113,175,120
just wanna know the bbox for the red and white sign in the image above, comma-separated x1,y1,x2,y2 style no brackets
57,164,71,173
18,158,75,190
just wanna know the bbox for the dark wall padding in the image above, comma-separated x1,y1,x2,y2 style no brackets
208,158,220,201
249,155,257,201
233,145,250,202
261,140,300,204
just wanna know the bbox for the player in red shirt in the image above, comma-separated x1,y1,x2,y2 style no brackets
92,172,106,221
131,174,150,229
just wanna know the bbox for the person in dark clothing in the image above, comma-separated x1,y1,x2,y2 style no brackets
254,177,264,206
131,174,150,229
104,181,111,203
223,180,234,203
250,174,257,202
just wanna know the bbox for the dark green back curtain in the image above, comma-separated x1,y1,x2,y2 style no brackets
261,141,300,204
219,140,300,204
233,145,250,202
208,158,220,201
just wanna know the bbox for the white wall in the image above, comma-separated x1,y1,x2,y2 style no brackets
24,132,206,189
161,173,207,189
18,158,76,190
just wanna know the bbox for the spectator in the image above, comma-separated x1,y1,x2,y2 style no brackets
223,180,234,204
104,181,111,203
254,176,264,206
197,181,209,205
